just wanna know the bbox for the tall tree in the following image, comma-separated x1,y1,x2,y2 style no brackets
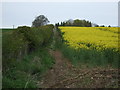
32,15,49,27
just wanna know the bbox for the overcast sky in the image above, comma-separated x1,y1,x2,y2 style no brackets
2,2,118,28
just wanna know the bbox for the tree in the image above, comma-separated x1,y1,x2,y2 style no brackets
74,19,82,26
32,15,49,27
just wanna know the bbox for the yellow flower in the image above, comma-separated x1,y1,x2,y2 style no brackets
59,27,119,52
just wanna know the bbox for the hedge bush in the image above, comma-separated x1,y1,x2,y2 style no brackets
2,24,54,70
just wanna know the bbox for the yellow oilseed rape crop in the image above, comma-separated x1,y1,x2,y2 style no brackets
59,27,119,52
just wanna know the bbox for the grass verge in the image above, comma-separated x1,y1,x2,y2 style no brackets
2,48,55,88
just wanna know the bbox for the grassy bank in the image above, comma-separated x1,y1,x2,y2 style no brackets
3,48,55,88
2,25,55,88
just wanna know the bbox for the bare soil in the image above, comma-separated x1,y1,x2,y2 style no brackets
39,50,119,88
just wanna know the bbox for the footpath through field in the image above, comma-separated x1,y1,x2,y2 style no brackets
39,27,119,88
40,50,119,88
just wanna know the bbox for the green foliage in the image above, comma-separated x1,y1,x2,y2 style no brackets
3,25,53,61
3,30,28,70
59,43,119,68
2,24,54,88
56,19,92,27
74,19,83,26
16,25,53,50
3,48,55,88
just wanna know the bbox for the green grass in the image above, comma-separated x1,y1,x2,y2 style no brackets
60,44,119,68
2,48,55,88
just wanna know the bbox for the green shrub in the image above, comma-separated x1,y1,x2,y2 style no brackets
3,25,54,69
2,24,54,88
2,30,28,70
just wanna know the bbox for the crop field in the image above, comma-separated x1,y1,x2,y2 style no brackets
59,27,119,52
59,27,119,67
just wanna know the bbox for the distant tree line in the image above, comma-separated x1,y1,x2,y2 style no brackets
55,19,92,27
55,19,111,27
32,15,112,27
